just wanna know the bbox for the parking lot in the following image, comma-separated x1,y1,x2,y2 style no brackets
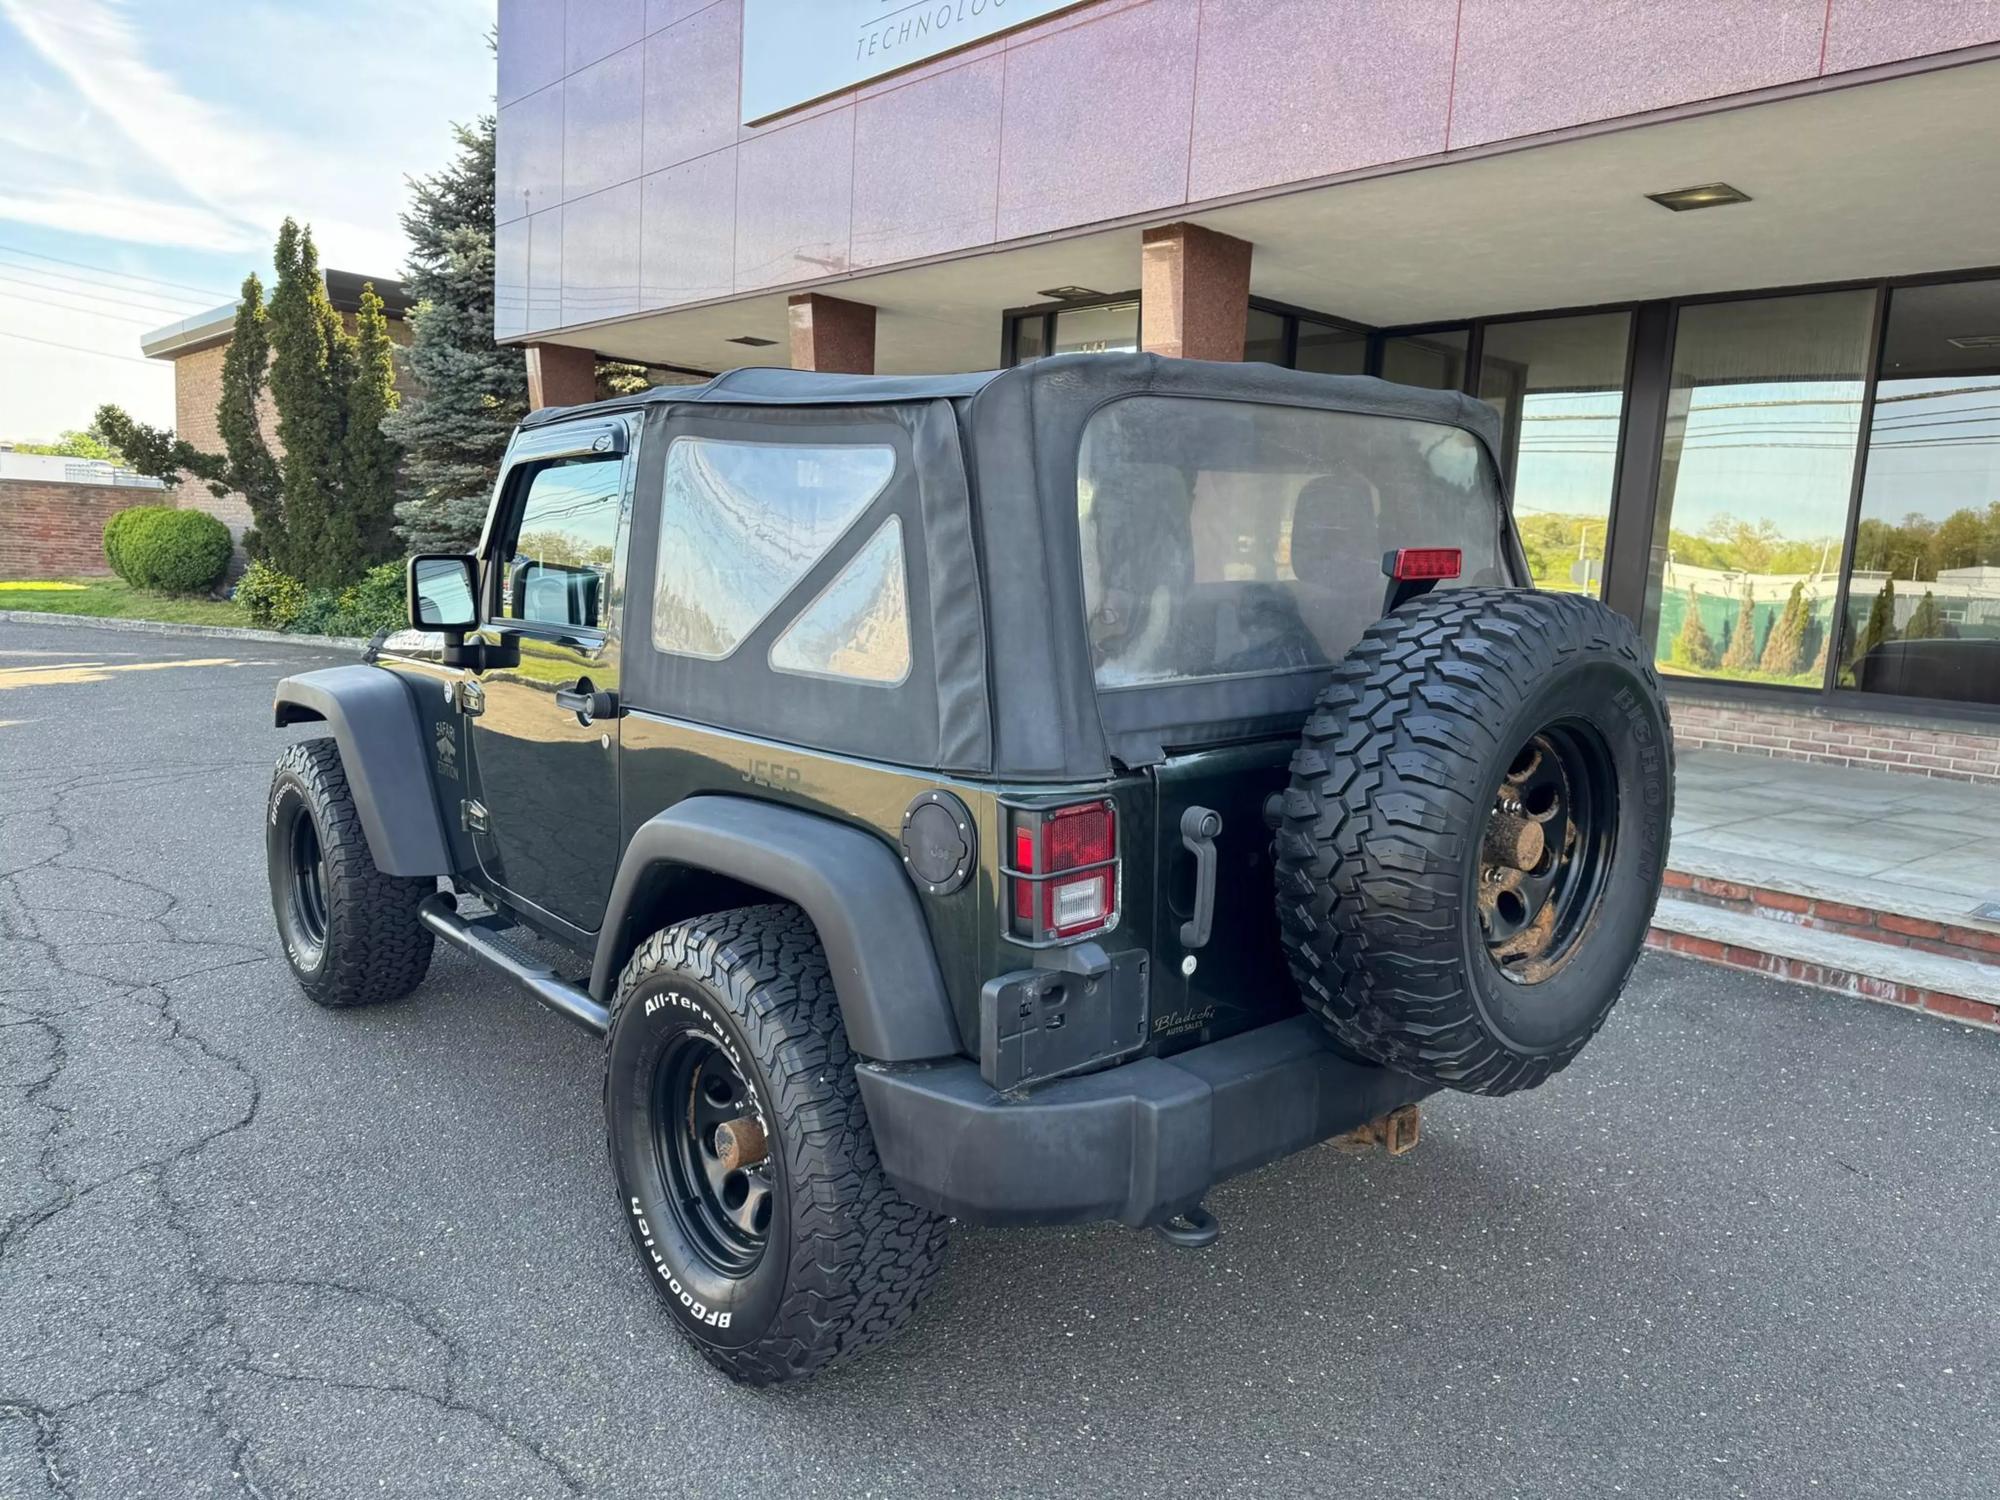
1,619,1995,1499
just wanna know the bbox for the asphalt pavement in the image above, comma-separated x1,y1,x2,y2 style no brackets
0,619,1994,1499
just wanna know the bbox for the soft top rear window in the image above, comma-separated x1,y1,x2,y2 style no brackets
1077,396,1508,688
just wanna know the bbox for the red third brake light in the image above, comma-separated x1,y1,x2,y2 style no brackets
1389,547,1463,582
1006,800,1118,944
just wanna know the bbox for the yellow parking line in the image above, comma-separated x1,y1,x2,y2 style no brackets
0,657,238,690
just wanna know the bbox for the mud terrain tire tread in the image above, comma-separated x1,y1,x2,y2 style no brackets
1273,588,1672,1095
268,737,435,1007
606,903,949,1385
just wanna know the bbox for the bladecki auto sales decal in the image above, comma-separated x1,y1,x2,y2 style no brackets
740,0,1087,123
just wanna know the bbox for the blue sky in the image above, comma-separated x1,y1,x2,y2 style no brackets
0,0,496,441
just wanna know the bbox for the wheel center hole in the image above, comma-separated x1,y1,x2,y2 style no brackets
1496,889,1528,925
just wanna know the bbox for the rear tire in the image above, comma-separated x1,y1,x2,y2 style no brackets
266,737,435,1007
1274,589,1672,1095
603,904,949,1385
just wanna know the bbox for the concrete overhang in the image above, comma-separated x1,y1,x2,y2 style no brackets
140,269,412,361
537,55,2000,376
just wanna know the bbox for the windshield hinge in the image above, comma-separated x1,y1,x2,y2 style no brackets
454,679,486,717
461,798,489,834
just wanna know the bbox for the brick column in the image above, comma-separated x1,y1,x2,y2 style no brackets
788,293,876,374
524,343,597,409
1140,222,1253,361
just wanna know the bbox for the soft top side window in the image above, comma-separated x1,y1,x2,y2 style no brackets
497,455,623,630
651,436,896,660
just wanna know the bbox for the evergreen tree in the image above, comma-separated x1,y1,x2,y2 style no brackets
1672,587,1719,670
216,273,282,558
1759,580,1809,677
1720,586,1759,671
342,284,402,566
1856,577,1898,661
92,406,227,492
1904,589,1946,639
268,219,359,586
387,116,528,553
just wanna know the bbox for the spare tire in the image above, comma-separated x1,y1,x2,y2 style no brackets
1274,588,1673,1096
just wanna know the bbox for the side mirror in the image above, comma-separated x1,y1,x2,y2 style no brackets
408,554,479,633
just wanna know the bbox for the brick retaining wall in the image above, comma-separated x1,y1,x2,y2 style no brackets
0,478,159,578
1670,691,2000,785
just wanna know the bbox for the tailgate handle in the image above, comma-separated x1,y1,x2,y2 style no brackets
1179,806,1223,950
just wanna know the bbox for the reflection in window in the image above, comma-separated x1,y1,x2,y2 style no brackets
652,439,895,659
1477,313,1631,598
1053,301,1139,356
1380,329,1469,391
770,517,911,685
1840,279,2000,705
503,456,623,628
1645,290,1874,687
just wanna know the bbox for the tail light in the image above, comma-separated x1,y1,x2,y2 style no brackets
1386,547,1462,581
1006,800,1118,944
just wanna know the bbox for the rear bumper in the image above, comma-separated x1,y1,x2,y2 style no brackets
854,1015,1433,1228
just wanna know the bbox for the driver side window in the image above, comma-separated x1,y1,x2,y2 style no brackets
496,455,623,629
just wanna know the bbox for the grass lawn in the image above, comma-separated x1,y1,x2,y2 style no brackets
0,577,250,627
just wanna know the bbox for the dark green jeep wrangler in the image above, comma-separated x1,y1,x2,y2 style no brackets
264,353,1672,1385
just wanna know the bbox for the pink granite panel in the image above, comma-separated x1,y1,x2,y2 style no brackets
641,149,738,307
850,56,1003,268
495,217,531,340
997,0,1199,240
500,0,565,105
527,207,564,332
1188,0,1457,200
564,42,645,199
733,108,855,291
497,82,565,224
562,180,643,325
1823,1,2000,72
643,1,741,172
1448,0,1825,149
646,0,720,35
567,0,646,74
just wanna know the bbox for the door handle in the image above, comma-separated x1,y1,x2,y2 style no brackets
1179,805,1223,950
555,680,619,723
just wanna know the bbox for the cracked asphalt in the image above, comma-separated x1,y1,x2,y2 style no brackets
1,619,1996,1499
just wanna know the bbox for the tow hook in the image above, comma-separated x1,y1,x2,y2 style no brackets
1331,1103,1422,1157
1152,1202,1221,1249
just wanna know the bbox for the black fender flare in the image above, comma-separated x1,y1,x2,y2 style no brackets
273,665,454,877
590,797,962,1064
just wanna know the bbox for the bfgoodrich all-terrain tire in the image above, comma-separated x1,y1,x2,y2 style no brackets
1274,588,1673,1096
603,904,949,1385
266,737,435,1007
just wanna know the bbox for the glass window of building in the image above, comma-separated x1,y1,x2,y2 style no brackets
1839,278,2000,706
1052,301,1139,356
1295,319,1367,376
1476,312,1631,598
1645,290,1875,688
1243,306,1287,366
1010,314,1049,364
1380,329,1469,391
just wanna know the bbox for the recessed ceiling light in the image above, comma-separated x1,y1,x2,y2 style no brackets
727,334,778,347
1035,285,1105,301
1946,333,2000,350
1646,182,1752,212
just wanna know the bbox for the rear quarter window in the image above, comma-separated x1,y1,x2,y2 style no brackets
1077,396,1508,687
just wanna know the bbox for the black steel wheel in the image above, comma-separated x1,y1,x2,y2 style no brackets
652,1030,774,1278
1275,589,1673,1096
1478,721,1619,984
603,904,949,1385
265,737,435,1008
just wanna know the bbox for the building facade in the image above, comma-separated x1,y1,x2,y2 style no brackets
496,0,2000,777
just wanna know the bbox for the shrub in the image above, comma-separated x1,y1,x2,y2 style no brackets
101,506,232,595
234,560,309,629
287,562,408,638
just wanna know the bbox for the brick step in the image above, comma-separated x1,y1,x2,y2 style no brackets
1662,847,2000,969
1648,897,2000,1032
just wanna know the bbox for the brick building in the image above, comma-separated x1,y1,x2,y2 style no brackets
140,269,411,551
495,0,2000,786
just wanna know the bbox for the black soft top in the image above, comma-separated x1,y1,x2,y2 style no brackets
540,354,1517,779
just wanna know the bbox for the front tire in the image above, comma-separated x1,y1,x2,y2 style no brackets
604,904,949,1385
266,737,435,1007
